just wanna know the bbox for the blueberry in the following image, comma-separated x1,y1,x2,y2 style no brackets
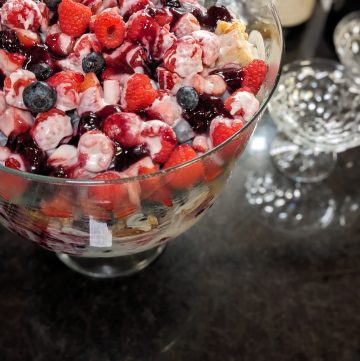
82,52,105,74
173,119,195,143
23,82,57,113
43,0,61,11
176,87,199,111
28,62,53,81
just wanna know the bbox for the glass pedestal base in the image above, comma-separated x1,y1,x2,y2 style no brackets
270,133,337,183
57,244,167,278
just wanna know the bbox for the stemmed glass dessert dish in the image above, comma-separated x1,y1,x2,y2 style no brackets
269,59,360,183
0,0,283,277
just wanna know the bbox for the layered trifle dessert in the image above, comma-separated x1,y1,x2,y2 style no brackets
0,0,269,256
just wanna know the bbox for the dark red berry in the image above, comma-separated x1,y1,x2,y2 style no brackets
6,132,48,174
210,67,243,93
78,112,102,136
183,94,231,133
96,104,122,121
114,143,149,172
0,30,22,53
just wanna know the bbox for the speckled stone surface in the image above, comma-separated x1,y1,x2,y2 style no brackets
1,4,360,361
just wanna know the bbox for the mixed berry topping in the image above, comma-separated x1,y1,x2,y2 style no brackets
0,0,267,180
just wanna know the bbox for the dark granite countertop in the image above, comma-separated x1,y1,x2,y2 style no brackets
1,3,360,361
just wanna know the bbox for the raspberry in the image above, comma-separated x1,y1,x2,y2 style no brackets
141,120,177,164
1,0,42,31
127,12,159,49
240,59,268,95
224,87,260,121
94,11,126,49
89,171,128,211
58,0,92,37
164,144,204,189
121,73,157,112
5,157,22,170
102,112,143,148
210,116,246,147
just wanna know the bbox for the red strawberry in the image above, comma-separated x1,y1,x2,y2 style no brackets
127,12,159,48
47,71,84,93
15,29,41,48
58,0,92,37
94,11,126,49
1,0,42,31
152,8,173,26
210,116,246,147
240,59,268,95
141,120,177,164
121,73,158,112
156,67,181,93
164,144,204,189
89,171,128,211
5,157,21,170
41,193,73,218
46,33,75,57
102,112,143,148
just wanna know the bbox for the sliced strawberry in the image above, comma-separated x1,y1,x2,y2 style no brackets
41,193,73,218
15,29,41,48
164,144,204,189
120,0,149,19
89,171,128,211
210,116,246,147
156,67,181,93
172,13,200,38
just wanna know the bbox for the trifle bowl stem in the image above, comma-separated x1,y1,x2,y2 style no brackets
57,244,167,278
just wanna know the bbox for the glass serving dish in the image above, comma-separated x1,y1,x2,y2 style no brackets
334,11,360,76
269,59,360,183
0,0,283,278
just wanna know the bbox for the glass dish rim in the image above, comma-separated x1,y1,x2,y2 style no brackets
268,57,360,153
0,1,284,185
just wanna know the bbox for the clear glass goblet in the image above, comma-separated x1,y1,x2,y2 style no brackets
269,59,360,183
0,0,283,278
334,11,360,77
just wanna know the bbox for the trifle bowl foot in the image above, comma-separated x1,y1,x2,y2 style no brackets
56,244,167,278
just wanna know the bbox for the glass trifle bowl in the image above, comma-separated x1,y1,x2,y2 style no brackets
0,0,283,277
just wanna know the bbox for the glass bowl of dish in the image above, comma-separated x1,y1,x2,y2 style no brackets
0,0,283,277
